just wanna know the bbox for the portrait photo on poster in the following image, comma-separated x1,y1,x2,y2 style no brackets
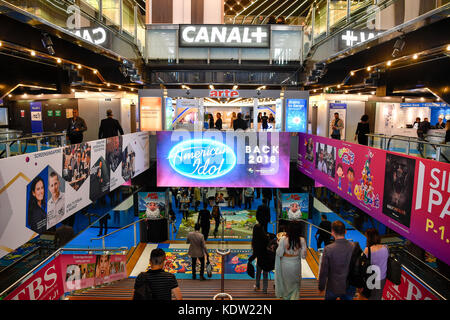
106,136,123,172
26,169,48,234
315,142,336,178
62,143,91,191
382,153,416,228
89,157,110,202
47,167,66,229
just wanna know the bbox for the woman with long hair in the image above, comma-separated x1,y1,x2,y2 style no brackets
230,112,237,129
275,221,306,300
363,228,388,300
250,223,272,293
27,176,47,233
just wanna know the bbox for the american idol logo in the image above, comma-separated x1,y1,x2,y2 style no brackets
168,139,237,180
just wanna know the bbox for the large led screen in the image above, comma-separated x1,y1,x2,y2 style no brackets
157,131,290,187
286,99,307,132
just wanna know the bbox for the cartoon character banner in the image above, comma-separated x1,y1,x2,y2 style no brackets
0,132,150,259
4,253,127,300
138,192,166,219
157,131,290,187
280,193,309,220
297,133,450,266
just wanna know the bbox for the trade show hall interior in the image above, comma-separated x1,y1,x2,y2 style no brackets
0,0,449,301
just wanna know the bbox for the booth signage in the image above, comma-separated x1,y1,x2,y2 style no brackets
400,103,449,108
180,25,269,48
209,89,239,98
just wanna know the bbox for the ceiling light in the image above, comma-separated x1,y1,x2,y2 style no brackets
107,83,110,87
77,64,82,69
0,41,2,46
367,66,372,71
358,92,362,95
85,90,88,93
118,85,122,89
98,88,102,91
93,70,97,74
23,93,28,97
131,88,134,91
387,60,392,66
371,91,375,95
447,44,450,51
71,89,75,93
350,71,355,76
337,84,341,89
313,89,317,92
8,94,12,97
56,58,62,63
413,54,418,59
30,51,36,56
345,90,348,93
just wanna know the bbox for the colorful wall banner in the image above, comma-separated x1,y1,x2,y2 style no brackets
140,97,162,131
4,253,127,300
138,192,166,219
0,132,150,259
285,99,307,133
280,193,309,220
297,133,450,266
157,131,290,188
382,268,439,300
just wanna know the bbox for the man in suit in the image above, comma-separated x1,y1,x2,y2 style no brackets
315,214,332,249
186,224,208,280
215,113,222,130
99,109,124,139
233,113,248,131
318,221,355,300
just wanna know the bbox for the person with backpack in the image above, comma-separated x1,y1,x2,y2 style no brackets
249,223,273,293
133,248,182,300
275,221,307,300
318,221,356,300
362,228,389,300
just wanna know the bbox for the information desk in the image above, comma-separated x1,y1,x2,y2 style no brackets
140,218,168,243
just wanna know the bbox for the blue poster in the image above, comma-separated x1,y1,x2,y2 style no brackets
286,99,307,132
30,102,43,133
165,97,174,130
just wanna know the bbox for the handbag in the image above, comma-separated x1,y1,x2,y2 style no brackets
387,251,402,285
206,254,212,278
246,261,255,278
360,247,373,299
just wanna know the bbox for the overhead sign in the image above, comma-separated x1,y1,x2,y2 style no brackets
340,29,382,48
400,103,449,108
209,89,239,98
180,25,270,48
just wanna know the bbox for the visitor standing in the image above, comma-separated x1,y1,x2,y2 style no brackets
187,224,209,280
330,112,344,140
355,114,370,145
197,203,212,241
66,109,87,144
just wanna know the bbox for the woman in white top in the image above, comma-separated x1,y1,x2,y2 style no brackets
275,221,307,300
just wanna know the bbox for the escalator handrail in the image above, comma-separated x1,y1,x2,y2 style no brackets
0,246,41,275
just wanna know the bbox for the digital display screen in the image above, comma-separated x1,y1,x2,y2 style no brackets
286,99,307,132
157,131,290,187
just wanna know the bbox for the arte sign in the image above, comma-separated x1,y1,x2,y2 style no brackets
209,89,239,98
157,131,290,187
180,25,270,48
297,133,450,266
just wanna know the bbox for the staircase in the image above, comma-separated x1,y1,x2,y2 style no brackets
67,278,325,300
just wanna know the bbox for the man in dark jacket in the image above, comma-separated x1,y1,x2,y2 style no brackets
233,113,248,130
256,202,271,232
262,188,273,207
215,113,223,130
318,221,355,300
197,203,212,241
315,215,332,249
67,109,87,144
98,109,124,139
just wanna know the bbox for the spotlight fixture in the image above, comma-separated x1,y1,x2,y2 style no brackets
8,94,12,97
85,90,88,93
367,66,372,71
313,89,317,92
209,84,214,90
56,58,62,63
131,88,134,91
413,54,418,60
345,90,348,93
98,88,102,91
118,85,122,89
371,91,375,95
0,41,3,46
392,37,405,57
337,84,341,89
387,60,392,66
77,64,82,69
350,71,355,76
30,50,36,56
447,44,450,51
41,33,55,55
107,83,110,87
93,70,97,74
358,92,361,95
71,89,75,93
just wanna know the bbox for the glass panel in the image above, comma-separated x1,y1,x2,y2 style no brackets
137,16,146,53
271,30,302,64
303,9,313,57
329,0,347,27
79,0,100,20
102,0,120,29
122,0,135,36
179,48,208,61
241,48,270,61
313,0,328,42
210,48,238,61
147,30,177,62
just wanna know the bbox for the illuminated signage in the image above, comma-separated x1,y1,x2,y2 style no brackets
209,90,239,98
180,25,269,48
168,139,237,180
340,30,382,48
286,99,307,133
70,27,108,46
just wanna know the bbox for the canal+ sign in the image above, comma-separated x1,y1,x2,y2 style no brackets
180,25,269,48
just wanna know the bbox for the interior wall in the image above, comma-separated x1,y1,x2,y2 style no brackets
78,99,100,143
344,101,366,141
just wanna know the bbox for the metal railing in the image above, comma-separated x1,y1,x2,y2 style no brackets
367,133,449,162
0,247,127,298
91,217,145,249
0,132,66,158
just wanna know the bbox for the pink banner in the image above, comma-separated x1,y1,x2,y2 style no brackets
5,253,127,300
298,133,450,266
4,258,64,300
383,269,439,300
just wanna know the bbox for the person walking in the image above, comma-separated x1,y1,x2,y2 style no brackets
355,114,370,145
330,112,344,140
262,188,273,207
244,187,254,210
318,221,356,300
363,228,388,300
275,221,307,300
215,113,223,130
66,109,87,144
250,223,271,293
193,187,201,211
261,112,269,131
315,215,332,249
256,201,270,232
211,205,222,238
208,114,214,130
98,109,124,139
180,192,190,221
97,213,110,236
133,248,182,300
197,203,211,241
233,113,248,130
187,223,209,280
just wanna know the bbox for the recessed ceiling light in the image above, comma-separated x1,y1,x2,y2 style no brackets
56,58,62,63
350,71,355,76
77,64,82,69
413,54,418,59
30,51,36,56
367,66,372,71
387,60,392,66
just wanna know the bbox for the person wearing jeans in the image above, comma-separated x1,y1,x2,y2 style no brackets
187,223,208,280
251,223,272,293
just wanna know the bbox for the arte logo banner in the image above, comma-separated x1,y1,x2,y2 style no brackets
383,268,439,300
157,131,290,187
297,133,450,266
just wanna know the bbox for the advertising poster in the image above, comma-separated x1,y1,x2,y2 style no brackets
0,132,149,259
280,193,309,220
138,192,166,219
30,101,43,134
157,131,290,188
285,99,307,132
329,103,346,139
297,133,450,266
383,268,439,300
275,99,282,131
165,97,174,130
140,97,162,131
